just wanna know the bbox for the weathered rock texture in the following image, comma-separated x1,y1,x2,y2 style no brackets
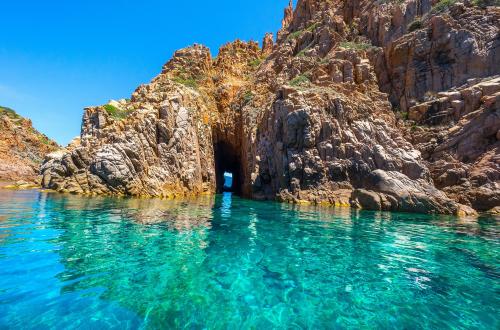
41,0,499,214
0,106,58,183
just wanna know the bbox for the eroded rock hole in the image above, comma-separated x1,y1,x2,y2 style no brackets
214,141,242,194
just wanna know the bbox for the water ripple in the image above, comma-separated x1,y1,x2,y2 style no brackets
0,190,498,329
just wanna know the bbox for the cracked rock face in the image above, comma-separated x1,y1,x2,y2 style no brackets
406,76,500,211
43,66,217,197
41,0,499,214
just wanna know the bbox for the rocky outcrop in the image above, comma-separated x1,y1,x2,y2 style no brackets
406,75,500,211
41,42,261,198
282,0,294,29
41,0,499,214
262,33,274,55
377,4,500,112
355,0,500,211
351,170,475,215
0,106,59,183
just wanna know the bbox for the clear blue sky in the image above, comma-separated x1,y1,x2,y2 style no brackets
0,0,293,145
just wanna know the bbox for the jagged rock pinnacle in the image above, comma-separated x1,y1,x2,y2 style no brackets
282,0,294,29
262,32,274,55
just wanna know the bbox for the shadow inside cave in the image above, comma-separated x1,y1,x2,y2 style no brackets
214,141,242,195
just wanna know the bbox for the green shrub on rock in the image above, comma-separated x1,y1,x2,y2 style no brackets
408,18,423,32
431,0,458,13
103,104,131,120
339,41,374,51
472,0,500,7
0,106,21,119
289,74,310,86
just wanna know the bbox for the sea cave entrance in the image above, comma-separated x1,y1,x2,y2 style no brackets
214,141,242,194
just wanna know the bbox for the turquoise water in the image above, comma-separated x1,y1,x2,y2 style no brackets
224,172,233,189
0,190,498,329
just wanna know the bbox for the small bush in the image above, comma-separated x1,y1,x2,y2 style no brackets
306,22,320,32
287,30,303,40
286,23,319,42
103,104,131,120
339,41,374,51
319,56,331,65
172,76,198,89
296,48,308,57
249,58,262,68
380,0,406,4
0,106,21,119
39,135,51,145
243,91,254,103
171,67,202,89
290,74,310,86
472,0,500,7
408,18,423,32
431,0,458,14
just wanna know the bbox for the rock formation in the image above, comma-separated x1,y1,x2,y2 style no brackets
41,0,499,214
282,0,295,29
262,33,275,55
0,106,58,184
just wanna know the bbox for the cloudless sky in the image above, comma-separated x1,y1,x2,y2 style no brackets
0,0,294,145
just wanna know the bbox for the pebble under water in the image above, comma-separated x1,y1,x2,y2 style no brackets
0,190,498,329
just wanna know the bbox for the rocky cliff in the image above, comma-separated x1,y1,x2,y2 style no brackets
41,0,499,214
0,106,58,184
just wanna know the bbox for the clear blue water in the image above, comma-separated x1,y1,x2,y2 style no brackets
223,172,233,189
0,190,498,329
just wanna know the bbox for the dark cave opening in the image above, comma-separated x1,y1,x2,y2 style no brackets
214,141,242,194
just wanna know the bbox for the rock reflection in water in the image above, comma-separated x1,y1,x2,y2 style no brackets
38,192,214,328
46,192,215,230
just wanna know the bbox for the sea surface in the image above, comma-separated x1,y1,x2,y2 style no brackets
0,189,498,329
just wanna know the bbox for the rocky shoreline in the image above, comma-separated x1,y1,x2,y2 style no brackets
39,0,499,215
